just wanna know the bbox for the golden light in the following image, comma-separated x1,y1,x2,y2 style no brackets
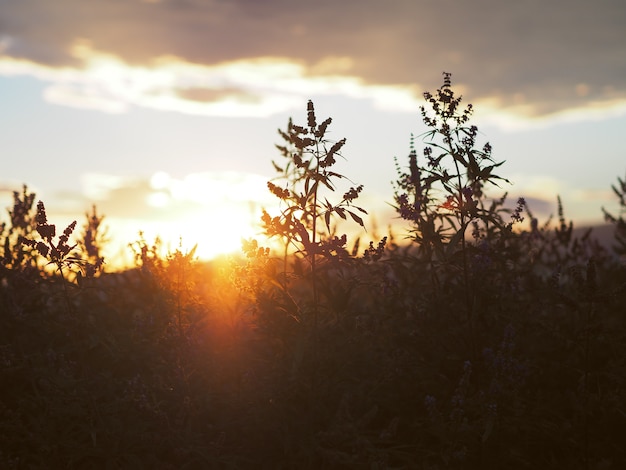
161,203,261,261
75,171,281,270
143,171,275,261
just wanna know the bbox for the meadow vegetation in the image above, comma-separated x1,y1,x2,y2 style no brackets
1,73,626,469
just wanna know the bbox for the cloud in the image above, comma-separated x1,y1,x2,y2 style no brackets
0,47,421,116
75,171,276,220
495,174,620,225
44,171,284,261
1,0,625,120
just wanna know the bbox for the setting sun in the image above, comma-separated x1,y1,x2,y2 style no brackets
109,171,278,263
153,202,262,261
2,1,626,467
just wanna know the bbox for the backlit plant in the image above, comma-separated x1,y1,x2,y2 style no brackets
1,75,626,469
393,72,512,355
603,172,626,256
18,201,103,311
393,72,510,265
1,185,38,272
256,99,369,328
78,205,107,278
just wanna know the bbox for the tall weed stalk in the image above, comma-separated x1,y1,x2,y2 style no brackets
19,201,103,313
393,72,510,353
603,172,626,257
259,100,367,331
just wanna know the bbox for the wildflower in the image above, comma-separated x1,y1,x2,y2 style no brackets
267,181,290,200
462,186,473,201
307,99,316,128
36,241,49,257
409,151,420,186
440,195,456,211
84,229,99,258
442,71,452,88
342,185,363,203
35,200,47,225
462,135,474,148
363,237,387,262
511,197,526,224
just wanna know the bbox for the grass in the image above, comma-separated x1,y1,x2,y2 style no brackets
1,73,625,469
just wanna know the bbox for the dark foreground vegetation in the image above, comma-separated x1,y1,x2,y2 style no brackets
2,74,626,469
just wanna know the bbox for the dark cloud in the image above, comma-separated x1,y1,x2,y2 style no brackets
2,0,625,116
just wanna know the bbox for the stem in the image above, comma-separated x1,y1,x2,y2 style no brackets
311,140,320,332
453,156,472,320
444,121,475,356
283,241,288,290
177,258,184,337
57,262,74,315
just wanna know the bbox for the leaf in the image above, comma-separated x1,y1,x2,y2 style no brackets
324,211,331,232
327,171,344,179
271,160,284,173
321,177,335,191
452,150,467,167
347,211,364,227
298,193,308,209
467,150,480,176
446,228,464,256
611,184,622,199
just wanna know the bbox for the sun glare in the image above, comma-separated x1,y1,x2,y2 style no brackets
174,206,259,260
142,171,273,261
105,204,264,269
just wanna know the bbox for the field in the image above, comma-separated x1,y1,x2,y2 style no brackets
1,75,626,469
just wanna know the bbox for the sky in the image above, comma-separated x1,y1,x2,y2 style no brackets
1,0,625,264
